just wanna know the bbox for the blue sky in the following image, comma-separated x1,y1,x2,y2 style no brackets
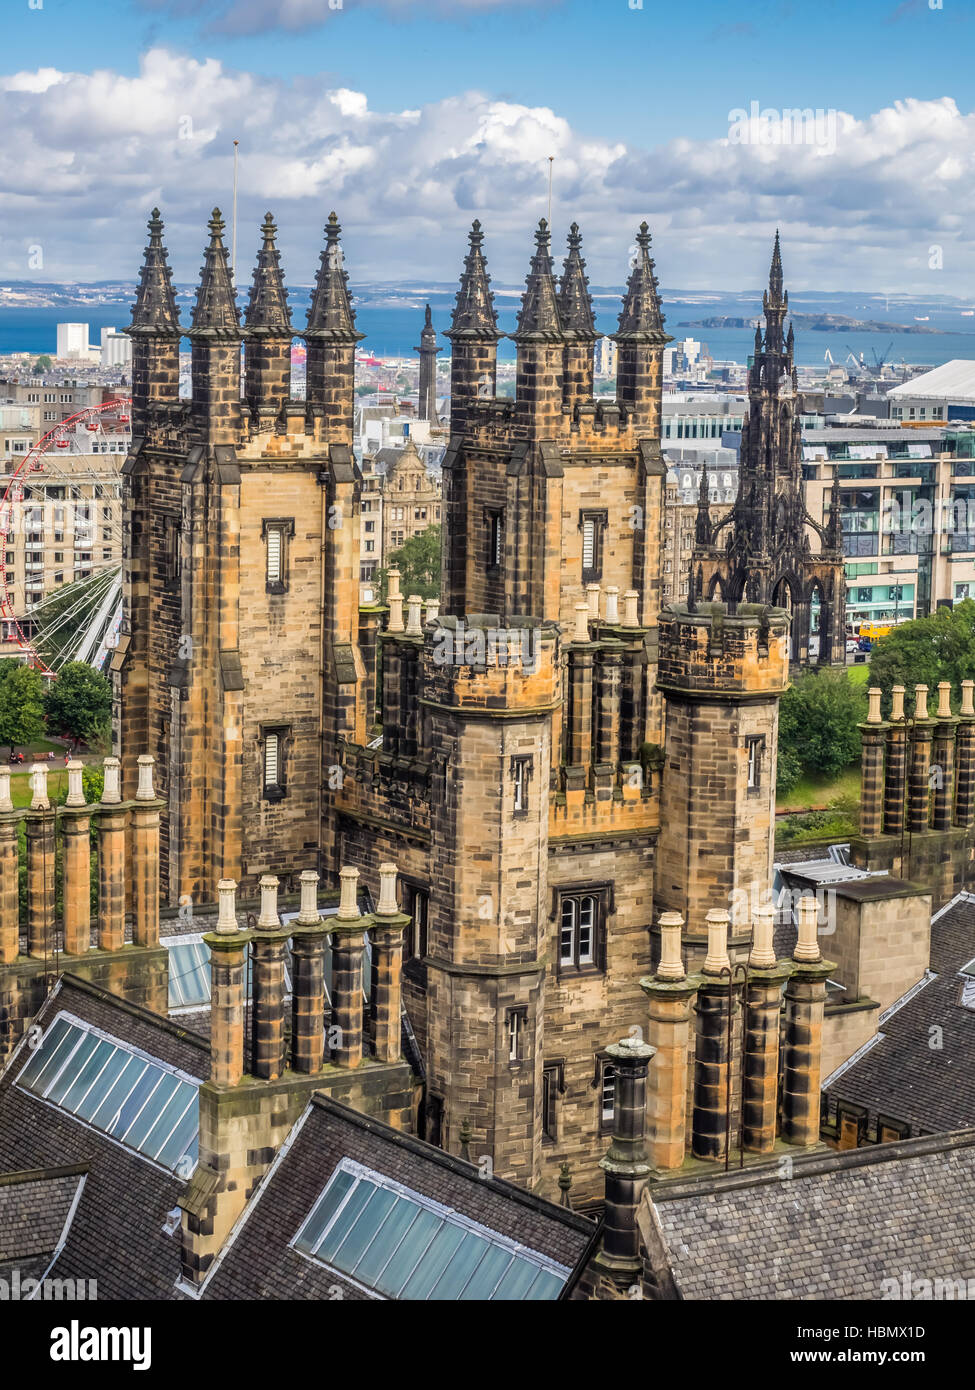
0,0,972,292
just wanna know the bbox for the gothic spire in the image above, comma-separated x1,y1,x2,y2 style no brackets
129,208,181,337
245,213,292,336
305,212,364,344
445,220,501,342
761,229,788,355
189,208,241,338
827,475,844,550
512,219,564,342
695,465,712,546
612,222,668,343
558,223,597,340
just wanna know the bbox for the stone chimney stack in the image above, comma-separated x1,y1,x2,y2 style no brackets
595,1035,655,1290
883,684,907,836
742,904,792,1154
907,683,935,833
932,680,957,832
60,760,91,957
858,687,887,839
955,680,975,828
250,875,289,1082
131,754,163,948
643,912,701,1170
96,757,127,952
290,869,329,1075
330,865,367,1068
691,908,736,1162
781,896,833,1148
0,770,17,968
206,879,251,1088
25,765,54,960
369,863,409,1064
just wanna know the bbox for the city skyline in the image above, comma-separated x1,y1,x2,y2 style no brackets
0,0,971,292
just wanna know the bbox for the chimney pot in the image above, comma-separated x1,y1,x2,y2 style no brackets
867,687,883,724
655,911,685,980
914,683,929,721
962,680,975,718
572,602,590,643
702,908,730,976
376,862,399,916
65,759,86,807
101,756,122,804
135,753,156,800
0,768,11,814
794,894,821,963
257,874,280,928
406,595,423,635
586,582,601,619
938,681,953,719
891,685,906,721
216,878,238,933
604,585,620,624
425,598,440,624
622,590,639,627
387,566,402,599
296,868,320,925
29,764,50,811
749,903,776,968
336,865,360,920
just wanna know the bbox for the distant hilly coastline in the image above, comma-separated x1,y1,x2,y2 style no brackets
676,313,952,335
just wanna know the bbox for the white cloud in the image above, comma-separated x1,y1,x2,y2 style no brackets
0,50,973,297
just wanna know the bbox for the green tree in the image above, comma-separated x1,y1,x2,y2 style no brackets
376,523,441,602
0,663,46,753
778,667,867,782
43,662,112,748
869,601,975,715
32,355,52,373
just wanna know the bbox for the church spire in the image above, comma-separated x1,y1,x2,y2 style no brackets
558,223,597,340
129,208,181,337
245,213,292,335
189,208,240,338
613,222,667,343
512,219,564,342
446,220,500,342
761,229,788,356
306,212,364,344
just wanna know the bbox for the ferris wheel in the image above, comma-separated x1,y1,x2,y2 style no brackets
0,398,131,675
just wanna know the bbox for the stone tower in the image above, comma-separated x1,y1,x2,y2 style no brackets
655,600,791,968
414,304,440,423
692,234,847,665
118,209,365,904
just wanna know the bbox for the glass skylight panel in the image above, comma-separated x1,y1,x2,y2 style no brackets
17,1015,200,1175
294,1162,570,1301
164,935,304,1011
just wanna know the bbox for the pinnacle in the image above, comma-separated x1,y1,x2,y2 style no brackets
305,212,364,344
189,206,241,339
244,211,292,337
446,219,501,342
129,207,181,338
512,219,563,343
612,221,669,344
558,222,598,341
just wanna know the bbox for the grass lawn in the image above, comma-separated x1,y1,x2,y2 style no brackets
776,764,861,813
846,664,871,688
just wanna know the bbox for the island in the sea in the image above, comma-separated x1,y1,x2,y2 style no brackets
676,313,948,334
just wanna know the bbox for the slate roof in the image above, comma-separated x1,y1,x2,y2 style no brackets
0,1166,85,1268
650,1128,975,1300
200,1094,597,1301
0,975,209,1299
824,893,975,1134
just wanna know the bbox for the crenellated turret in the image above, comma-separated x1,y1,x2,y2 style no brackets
512,219,565,439
611,222,670,433
304,212,363,447
126,208,181,434
188,208,242,445
445,219,502,439
244,212,293,424
558,222,599,416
